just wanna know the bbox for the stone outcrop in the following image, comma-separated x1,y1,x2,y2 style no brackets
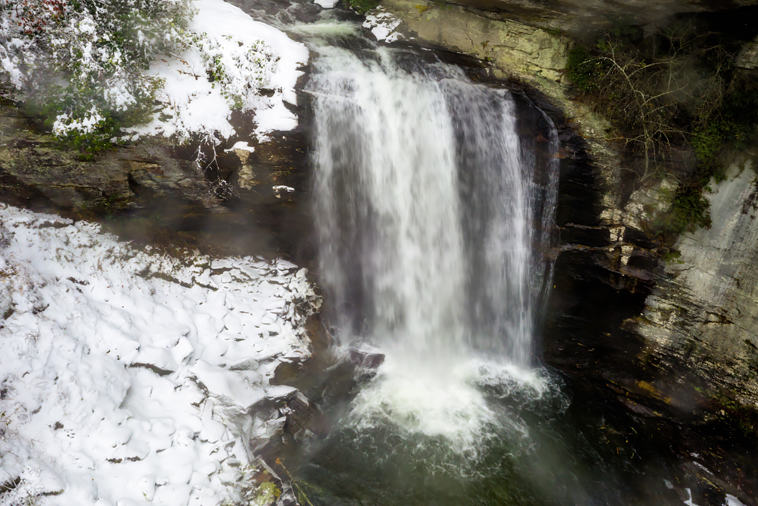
544,134,758,428
0,105,309,213
381,0,570,82
0,105,219,210
628,155,758,410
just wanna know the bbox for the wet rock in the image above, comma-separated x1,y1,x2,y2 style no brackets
305,315,332,350
0,106,219,211
348,349,385,369
233,148,259,190
244,458,300,506
281,390,327,438
617,396,664,418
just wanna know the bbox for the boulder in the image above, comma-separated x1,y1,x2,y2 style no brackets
348,349,385,369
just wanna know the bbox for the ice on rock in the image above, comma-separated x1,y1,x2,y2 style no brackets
0,204,320,506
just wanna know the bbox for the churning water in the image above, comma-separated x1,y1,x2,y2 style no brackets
309,45,560,451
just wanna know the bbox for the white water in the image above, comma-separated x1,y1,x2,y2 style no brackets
310,45,558,448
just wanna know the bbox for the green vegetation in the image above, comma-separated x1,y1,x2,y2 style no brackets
661,249,683,263
666,180,713,234
565,20,758,238
566,46,600,92
0,0,195,157
200,39,277,111
253,481,282,506
275,458,316,506
348,0,381,14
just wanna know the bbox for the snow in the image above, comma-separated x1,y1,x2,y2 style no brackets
684,489,699,506
0,204,320,506
725,495,747,506
52,106,105,137
314,0,339,8
226,141,255,153
129,0,309,142
362,7,403,43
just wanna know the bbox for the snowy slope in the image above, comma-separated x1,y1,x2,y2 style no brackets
129,0,309,142
0,205,320,506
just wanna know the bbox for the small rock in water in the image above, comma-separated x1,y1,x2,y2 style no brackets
348,349,385,369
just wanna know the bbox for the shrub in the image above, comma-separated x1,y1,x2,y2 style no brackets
564,20,758,235
347,0,381,15
198,37,279,110
566,45,602,93
669,181,712,234
691,121,726,170
0,0,194,155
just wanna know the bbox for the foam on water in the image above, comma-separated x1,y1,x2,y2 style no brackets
345,349,559,455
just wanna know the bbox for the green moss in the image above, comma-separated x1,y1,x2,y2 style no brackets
667,182,712,234
253,482,281,506
565,46,600,93
347,0,381,14
661,249,683,263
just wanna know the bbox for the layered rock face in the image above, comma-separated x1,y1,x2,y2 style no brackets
0,106,217,210
628,156,758,410
381,0,570,82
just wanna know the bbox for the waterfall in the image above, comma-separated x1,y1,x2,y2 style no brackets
309,45,558,446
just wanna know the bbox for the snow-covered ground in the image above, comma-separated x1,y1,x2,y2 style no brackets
129,0,309,142
0,205,320,506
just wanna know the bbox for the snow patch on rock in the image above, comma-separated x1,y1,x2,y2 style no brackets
363,7,403,43
314,0,339,8
128,0,309,142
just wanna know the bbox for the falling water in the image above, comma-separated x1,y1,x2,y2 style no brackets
310,45,559,447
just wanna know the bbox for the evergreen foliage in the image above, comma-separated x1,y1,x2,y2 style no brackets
0,0,195,155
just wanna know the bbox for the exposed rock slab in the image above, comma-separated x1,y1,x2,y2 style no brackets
381,0,569,82
0,106,219,210
629,156,758,409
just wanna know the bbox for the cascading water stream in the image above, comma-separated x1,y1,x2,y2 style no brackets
309,44,559,449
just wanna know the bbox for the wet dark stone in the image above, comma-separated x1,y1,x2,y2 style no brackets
348,349,385,369
617,396,664,418
283,390,327,437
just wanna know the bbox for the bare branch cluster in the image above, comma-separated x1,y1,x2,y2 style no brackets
575,22,735,182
